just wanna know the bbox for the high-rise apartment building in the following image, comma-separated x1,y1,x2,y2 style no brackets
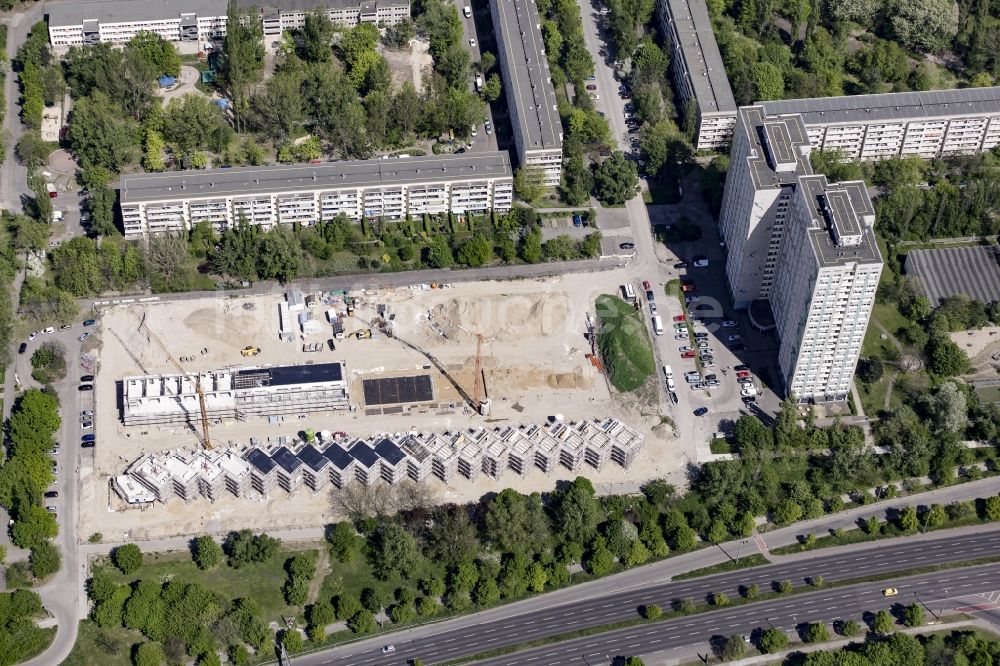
770,176,882,402
489,0,563,186
719,106,883,402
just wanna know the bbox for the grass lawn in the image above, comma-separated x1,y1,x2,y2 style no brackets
595,294,656,392
976,386,1000,405
93,546,319,624
872,300,911,340
857,376,892,416
709,438,731,454
861,320,899,360
64,620,140,666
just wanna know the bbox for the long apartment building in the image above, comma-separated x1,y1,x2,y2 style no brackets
655,0,737,151
119,152,514,239
47,0,410,48
489,0,563,186
719,107,882,402
121,362,350,427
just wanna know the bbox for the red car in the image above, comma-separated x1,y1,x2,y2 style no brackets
642,280,652,291
586,84,597,91
681,283,696,293
673,315,686,322
681,351,696,359
736,371,750,378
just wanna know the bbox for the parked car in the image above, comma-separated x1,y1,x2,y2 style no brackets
693,407,709,416
81,442,95,449
681,283,696,292
28,331,38,340
649,302,657,315
83,319,96,327
697,341,710,349
694,332,708,339
60,324,72,331
722,320,738,328
44,491,58,499
78,332,90,342
734,364,749,372
693,258,709,268
619,242,635,250
78,384,93,392
685,296,700,303
42,326,54,334
81,410,94,418
681,350,696,359
669,391,678,405
706,379,720,387
81,421,93,429
586,84,597,90
673,332,687,340
80,374,94,382
678,346,693,353
673,314,686,322
740,387,758,397
736,371,750,378
18,342,27,354
690,383,704,390
728,335,743,343
673,262,688,269
82,434,96,442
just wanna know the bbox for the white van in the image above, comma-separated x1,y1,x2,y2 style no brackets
662,365,673,379
652,315,664,336
622,283,636,303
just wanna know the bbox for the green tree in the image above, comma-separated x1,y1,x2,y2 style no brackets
11,507,59,550
585,540,615,576
839,619,862,636
367,520,418,580
721,635,746,660
67,92,143,172
425,235,455,269
347,609,376,634
224,530,281,567
927,337,971,376
484,489,551,556
642,604,662,619
750,61,784,100
15,131,51,170
805,621,829,643
283,628,303,653
553,476,602,545
712,591,729,606
777,579,793,594
327,521,358,563
514,168,545,203
921,504,946,530
125,32,181,76
457,235,493,267
873,609,894,633
257,226,302,282
903,602,925,627
302,10,335,62
891,0,960,52
985,495,1000,521
759,627,789,653
133,641,165,666
898,505,919,532
113,544,143,575
593,152,639,205
192,536,223,570
29,540,62,579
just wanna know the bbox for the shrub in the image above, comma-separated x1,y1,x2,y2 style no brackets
642,604,662,619
113,544,143,575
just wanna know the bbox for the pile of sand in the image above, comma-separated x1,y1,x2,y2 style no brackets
432,293,573,342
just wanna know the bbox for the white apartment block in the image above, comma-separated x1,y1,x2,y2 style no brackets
655,0,737,151
719,107,884,402
718,107,813,309
47,0,409,48
121,362,350,427
489,0,563,186
119,153,514,239
770,176,881,402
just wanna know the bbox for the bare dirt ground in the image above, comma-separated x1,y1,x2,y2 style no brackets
80,272,691,539
953,326,1000,376
380,38,432,92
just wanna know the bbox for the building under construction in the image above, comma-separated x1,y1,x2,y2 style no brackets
120,362,349,427
112,417,646,504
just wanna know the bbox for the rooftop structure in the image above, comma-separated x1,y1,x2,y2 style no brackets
118,153,514,238
489,0,563,185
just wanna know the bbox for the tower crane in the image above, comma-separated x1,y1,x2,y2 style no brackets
135,312,212,449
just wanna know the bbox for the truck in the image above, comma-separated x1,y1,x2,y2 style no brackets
46,183,57,198
302,342,323,352
475,74,484,92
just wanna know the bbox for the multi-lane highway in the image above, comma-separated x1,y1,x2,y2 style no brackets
293,527,1000,665
472,563,1000,666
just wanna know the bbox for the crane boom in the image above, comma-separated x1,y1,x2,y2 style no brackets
136,314,212,449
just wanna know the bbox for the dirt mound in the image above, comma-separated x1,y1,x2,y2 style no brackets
431,293,573,342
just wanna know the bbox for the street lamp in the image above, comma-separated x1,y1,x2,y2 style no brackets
913,591,940,621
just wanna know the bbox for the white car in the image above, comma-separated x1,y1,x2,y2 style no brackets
382,645,396,654
679,346,693,353
697,341,710,349
469,38,476,47
693,259,709,268
685,296,700,303
722,320,738,328
728,335,743,342
741,387,758,397
674,333,687,340
649,302,657,315
42,327,55,334
666,377,675,390
28,331,38,340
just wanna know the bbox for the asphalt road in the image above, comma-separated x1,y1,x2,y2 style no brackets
471,563,1000,666
291,526,1000,665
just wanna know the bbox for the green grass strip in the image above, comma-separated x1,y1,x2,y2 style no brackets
673,554,769,580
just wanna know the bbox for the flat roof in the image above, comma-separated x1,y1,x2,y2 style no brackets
490,0,562,152
121,152,513,204
235,0,405,12
235,362,344,389
741,107,811,189
245,448,277,475
48,0,221,27
759,87,1000,126
348,440,380,468
374,438,407,466
271,446,303,474
906,245,1000,306
322,443,355,470
662,0,736,114
797,176,881,269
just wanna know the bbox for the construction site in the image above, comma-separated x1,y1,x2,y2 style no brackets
81,271,691,539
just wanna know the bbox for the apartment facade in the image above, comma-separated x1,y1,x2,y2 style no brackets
758,88,1000,161
489,0,563,186
718,107,813,309
48,0,409,48
655,0,737,151
119,153,514,239
770,176,882,402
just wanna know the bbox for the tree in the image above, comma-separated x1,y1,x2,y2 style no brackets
30,341,67,385
750,61,784,100
457,235,493,267
283,628,303,653
921,504,946,530
67,92,143,172
712,591,729,606
777,579,793,594
903,602,925,627
642,604,662,619
513,168,544,203
133,642,166,666
873,609,894,633
721,635,746,660
592,152,639,205
125,32,181,76
927,336,971,376
192,536,223,570
484,489,551,556
585,540,615,576
897,505,919,532
162,94,233,155
29,540,61,579
839,619,862,636
224,530,281,567
257,226,302,283
773,499,803,525
425,235,454,269
367,520,418,580
891,0,959,52
624,658,645,666
805,622,829,643
925,382,968,435
553,477,602,545
347,609,376,634
113,544,143,575
302,10,335,62
985,495,1000,521
481,73,502,102
327,521,358,563
220,0,265,133
15,132,51,169
759,627,789,653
